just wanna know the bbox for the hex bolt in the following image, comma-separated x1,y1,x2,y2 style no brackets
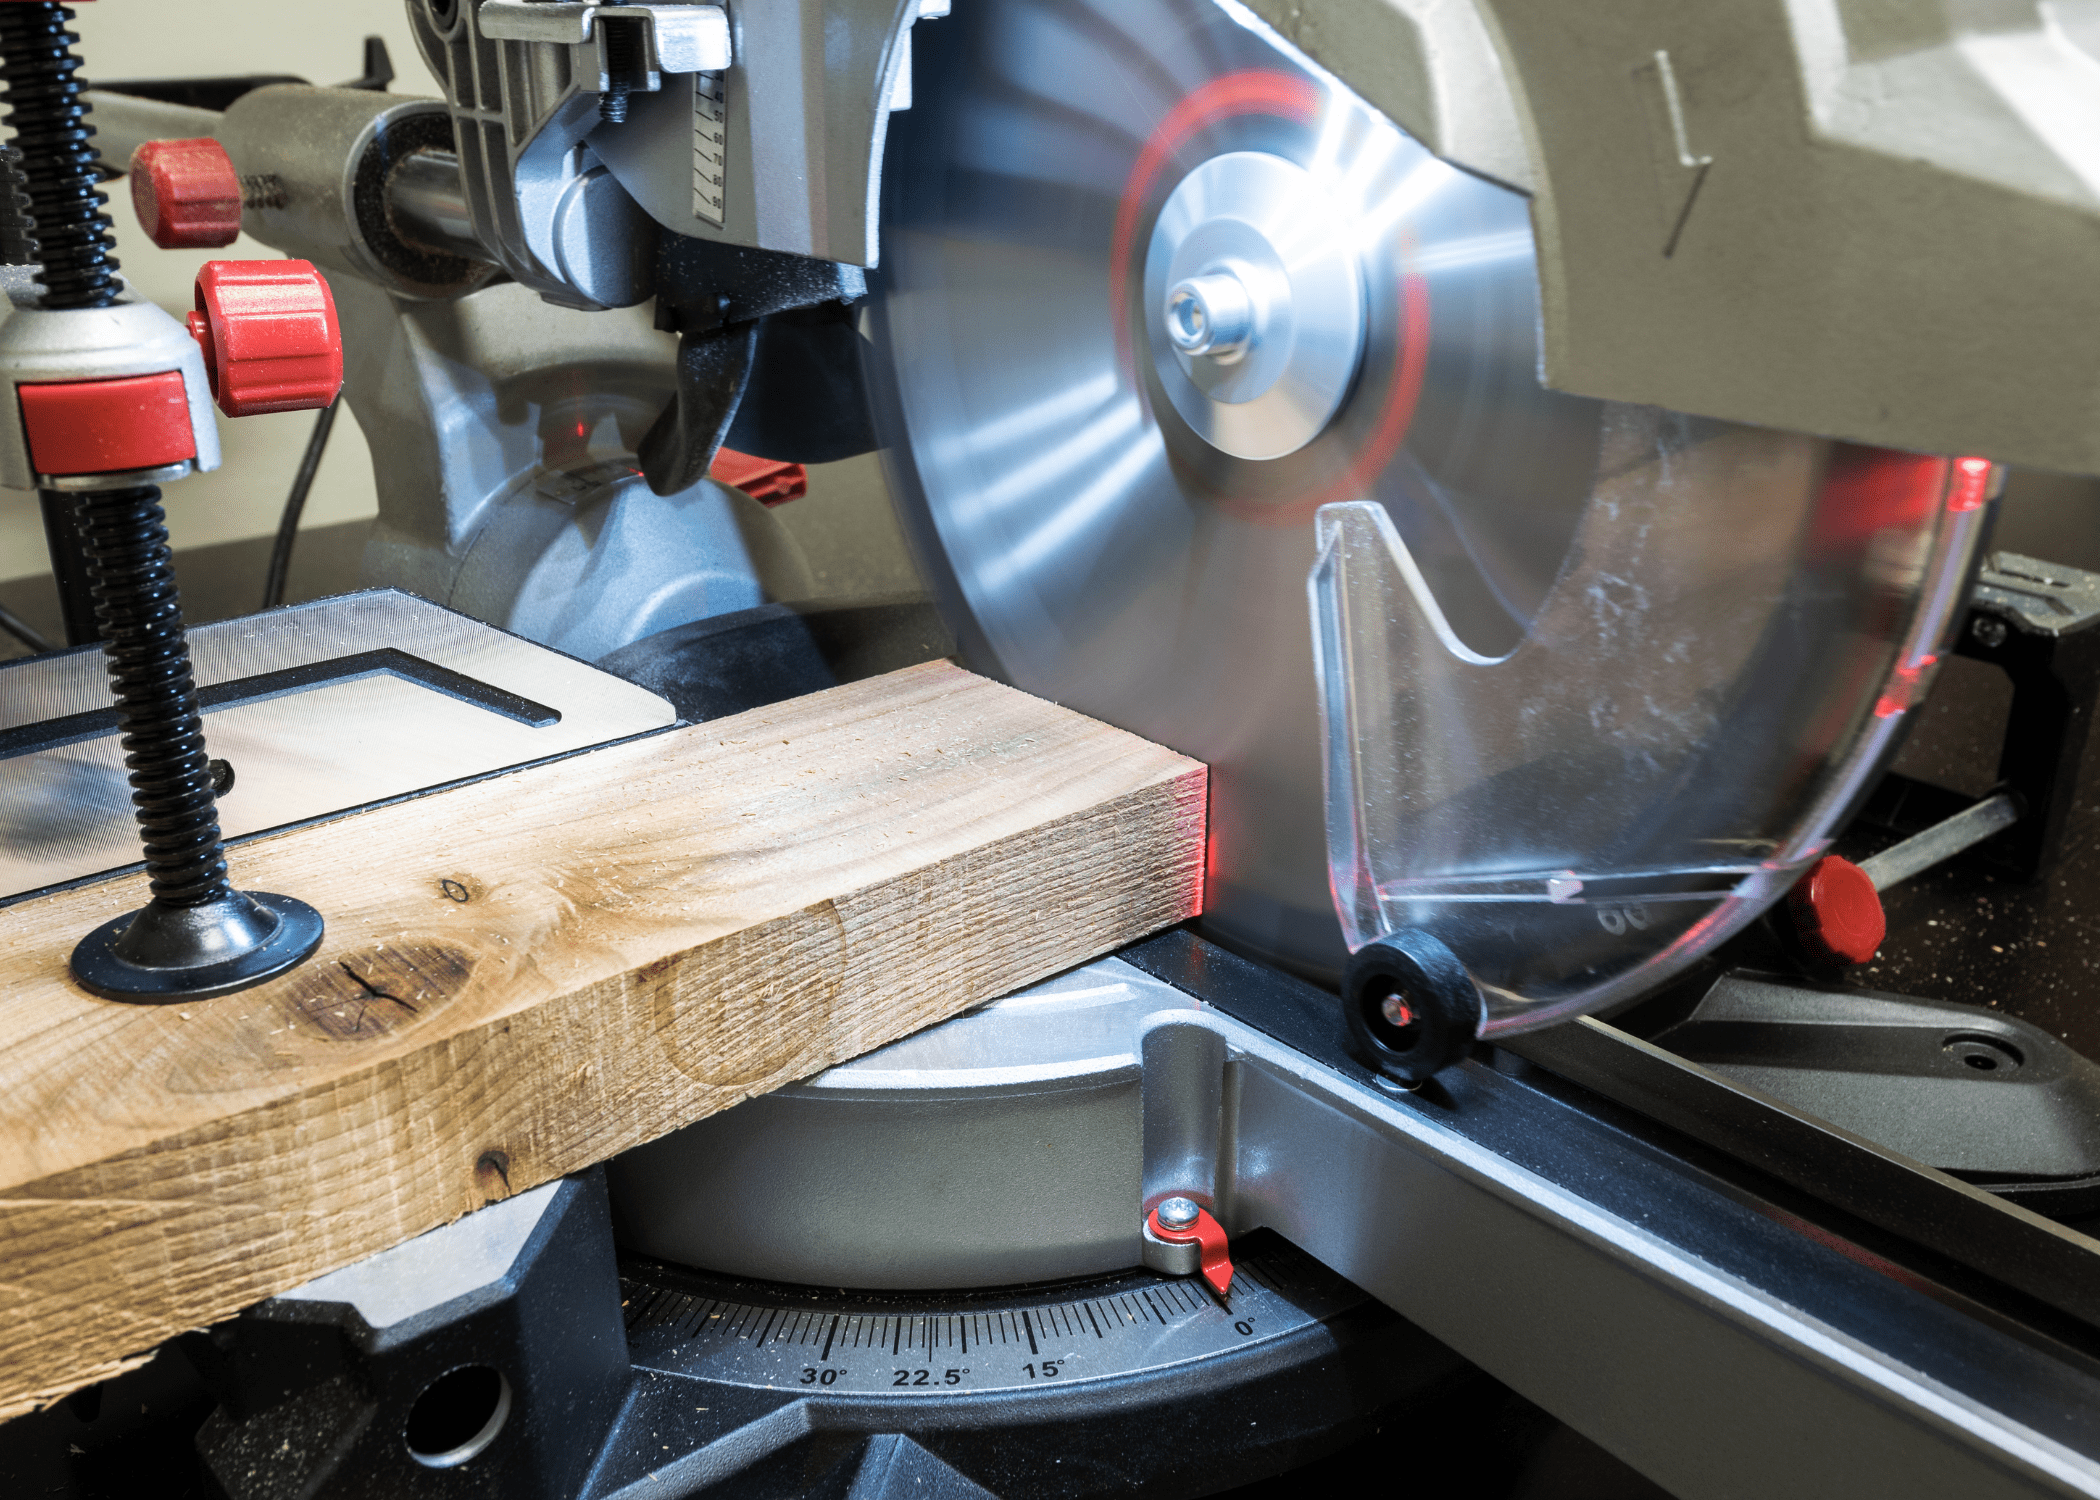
597,16,645,125
1164,270,1255,363
1155,1196,1201,1231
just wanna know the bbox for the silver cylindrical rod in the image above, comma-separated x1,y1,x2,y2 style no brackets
1856,791,2020,892
385,148,488,262
80,91,222,169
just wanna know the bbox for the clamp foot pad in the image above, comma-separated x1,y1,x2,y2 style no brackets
71,891,324,1002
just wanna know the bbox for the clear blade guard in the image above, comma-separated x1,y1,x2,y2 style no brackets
1311,442,1991,1039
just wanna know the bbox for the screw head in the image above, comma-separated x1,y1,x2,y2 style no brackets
1156,1196,1200,1230
1971,615,2009,649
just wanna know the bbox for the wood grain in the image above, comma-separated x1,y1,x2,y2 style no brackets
0,662,1206,1418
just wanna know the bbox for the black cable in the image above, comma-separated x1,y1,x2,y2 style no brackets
255,27,371,616
261,396,339,611
0,597,51,653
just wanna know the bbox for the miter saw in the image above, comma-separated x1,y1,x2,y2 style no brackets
8,0,2100,1495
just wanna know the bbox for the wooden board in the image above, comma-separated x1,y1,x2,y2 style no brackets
0,662,1205,1419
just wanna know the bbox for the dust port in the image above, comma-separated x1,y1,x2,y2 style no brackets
404,1364,511,1469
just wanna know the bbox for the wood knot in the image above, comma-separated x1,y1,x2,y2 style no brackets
278,941,474,1041
475,1150,513,1203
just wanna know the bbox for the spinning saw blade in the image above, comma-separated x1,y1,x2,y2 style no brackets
866,0,1975,985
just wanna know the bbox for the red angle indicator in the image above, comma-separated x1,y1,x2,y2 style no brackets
1147,1202,1235,1298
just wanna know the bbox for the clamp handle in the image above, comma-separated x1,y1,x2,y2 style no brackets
186,259,342,417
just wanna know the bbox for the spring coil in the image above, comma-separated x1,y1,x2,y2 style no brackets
74,487,232,910
0,1,117,309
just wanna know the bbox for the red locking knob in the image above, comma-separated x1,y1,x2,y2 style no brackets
1784,854,1885,968
130,137,242,249
186,260,342,418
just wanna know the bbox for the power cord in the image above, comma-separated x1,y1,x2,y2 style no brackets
259,396,338,611
259,32,381,614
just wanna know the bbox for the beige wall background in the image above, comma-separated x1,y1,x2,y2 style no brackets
0,0,443,586
0,0,919,628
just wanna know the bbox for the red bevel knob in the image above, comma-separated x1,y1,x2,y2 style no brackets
186,260,342,418
1785,854,1885,968
130,137,242,249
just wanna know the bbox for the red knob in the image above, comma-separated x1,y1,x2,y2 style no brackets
130,137,242,249
709,447,807,506
186,260,342,418
1784,854,1885,968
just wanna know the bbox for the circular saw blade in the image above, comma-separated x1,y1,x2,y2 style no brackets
870,0,1600,977
865,0,1966,986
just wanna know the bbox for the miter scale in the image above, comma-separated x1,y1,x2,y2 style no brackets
9,0,2100,1495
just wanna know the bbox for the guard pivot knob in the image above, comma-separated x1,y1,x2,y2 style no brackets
186,260,342,417
130,138,242,249
1343,928,1483,1085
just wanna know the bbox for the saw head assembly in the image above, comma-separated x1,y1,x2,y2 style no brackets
867,0,1989,1034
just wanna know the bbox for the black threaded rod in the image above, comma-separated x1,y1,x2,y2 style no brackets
6,2,122,648
75,485,235,909
0,1,116,308
62,470,325,998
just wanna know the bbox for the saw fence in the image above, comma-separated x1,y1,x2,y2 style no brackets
0,661,1207,1420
